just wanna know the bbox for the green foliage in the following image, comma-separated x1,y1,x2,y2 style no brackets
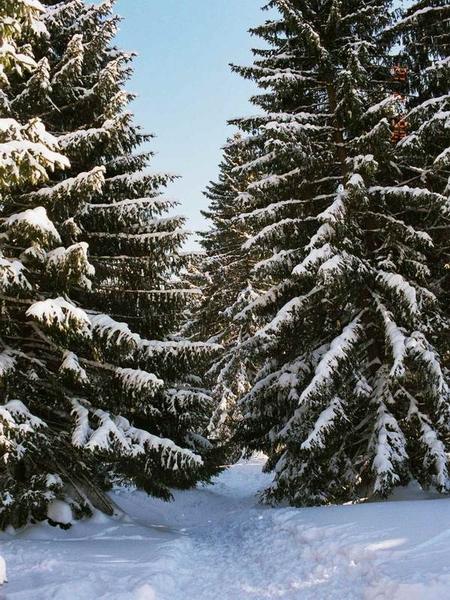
394,0,450,362
202,0,450,506
188,136,262,457
0,0,220,530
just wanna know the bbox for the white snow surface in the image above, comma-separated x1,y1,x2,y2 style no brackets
47,501,73,526
1,455,450,599
0,555,6,585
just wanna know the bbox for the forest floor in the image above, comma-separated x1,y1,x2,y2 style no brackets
1,455,450,600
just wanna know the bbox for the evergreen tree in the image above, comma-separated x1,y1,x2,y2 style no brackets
394,0,450,364
0,0,218,530
190,135,260,451
225,0,450,505
0,0,69,188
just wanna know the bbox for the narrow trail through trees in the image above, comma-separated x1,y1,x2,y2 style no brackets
2,457,450,600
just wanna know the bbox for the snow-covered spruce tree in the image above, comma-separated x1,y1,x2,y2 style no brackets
188,135,261,453
0,0,70,526
0,0,68,189
231,0,450,505
0,0,219,530
393,0,450,365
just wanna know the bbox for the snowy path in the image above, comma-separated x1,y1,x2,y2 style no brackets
2,456,450,599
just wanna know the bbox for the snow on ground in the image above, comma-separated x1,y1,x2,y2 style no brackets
1,455,450,600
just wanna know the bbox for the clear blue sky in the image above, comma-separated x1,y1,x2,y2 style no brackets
115,0,267,238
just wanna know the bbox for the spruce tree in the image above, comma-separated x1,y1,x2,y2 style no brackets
226,0,450,505
190,136,260,451
0,0,218,529
394,0,450,364
0,0,69,189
